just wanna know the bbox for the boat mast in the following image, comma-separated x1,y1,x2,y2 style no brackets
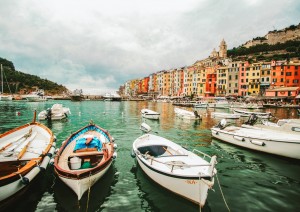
1,64,3,94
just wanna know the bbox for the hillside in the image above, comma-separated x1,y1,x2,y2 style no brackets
227,40,300,62
0,57,68,95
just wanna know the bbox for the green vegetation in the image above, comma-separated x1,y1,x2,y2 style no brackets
227,40,300,61
0,57,68,95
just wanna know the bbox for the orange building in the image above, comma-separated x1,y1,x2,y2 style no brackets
238,61,250,96
205,66,217,97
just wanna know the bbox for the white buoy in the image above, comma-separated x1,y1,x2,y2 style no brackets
79,112,81,116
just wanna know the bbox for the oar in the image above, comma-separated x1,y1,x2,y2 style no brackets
0,128,33,153
17,131,37,160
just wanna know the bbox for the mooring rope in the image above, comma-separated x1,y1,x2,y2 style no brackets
86,172,92,212
216,174,230,211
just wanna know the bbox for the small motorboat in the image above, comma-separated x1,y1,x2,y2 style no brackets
242,117,300,133
38,104,71,121
54,121,117,200
131,134,217,207
211,119,300,159
140,122,152,133
141,109,160,120
0,112,56,204
211,112,240,119
174,108,202,120
233,109,272,119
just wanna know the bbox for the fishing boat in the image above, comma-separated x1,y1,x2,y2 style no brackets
211,119,300,159
131,134,217,207
0,64,13,101
174,108,202,120
38,104,71,121
54,122,117,200
141,109,160,120
70,89,83,101
103,92,122,101
211,112,240,119
26,89,47,102
0,113,56,204
233,109,272,118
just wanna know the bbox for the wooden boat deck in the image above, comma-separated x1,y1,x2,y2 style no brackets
57,130,110,171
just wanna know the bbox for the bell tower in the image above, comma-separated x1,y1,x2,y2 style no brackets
219,39,227,58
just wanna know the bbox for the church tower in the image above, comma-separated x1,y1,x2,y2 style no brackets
219,39,227,58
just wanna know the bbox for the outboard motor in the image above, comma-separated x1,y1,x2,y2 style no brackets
194,111,201,119
245,114,258,126
46,108,52,121
216,119,227,129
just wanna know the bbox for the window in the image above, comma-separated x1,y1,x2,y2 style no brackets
286,72,292,76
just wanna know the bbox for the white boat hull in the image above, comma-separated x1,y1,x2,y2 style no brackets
0,95,13,101
211,112,240,119
58,161,112,200
136,155,211,206
132,134,216,207
211,127,300,159
141,109,160,120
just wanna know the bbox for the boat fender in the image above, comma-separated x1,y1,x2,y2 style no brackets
250,140,265,146
113,143,118,149
112,137,115,142
131,149,136,158
113,152,118,159
233,136,245,141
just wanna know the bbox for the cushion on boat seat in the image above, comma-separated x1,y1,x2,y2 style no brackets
70,151,103,158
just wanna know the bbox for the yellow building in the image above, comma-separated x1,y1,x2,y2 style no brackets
248,63,261,95
260,62,271,95
216,66,228,96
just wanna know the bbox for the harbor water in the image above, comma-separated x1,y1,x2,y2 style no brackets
0,100,300,212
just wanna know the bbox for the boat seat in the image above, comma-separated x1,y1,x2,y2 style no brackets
69,151,103,158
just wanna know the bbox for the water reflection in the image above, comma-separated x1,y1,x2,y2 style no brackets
53,165,118,212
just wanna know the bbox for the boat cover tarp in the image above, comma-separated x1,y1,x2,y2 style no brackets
74,137,102,152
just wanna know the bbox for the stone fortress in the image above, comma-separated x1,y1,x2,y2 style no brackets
243,23,300,48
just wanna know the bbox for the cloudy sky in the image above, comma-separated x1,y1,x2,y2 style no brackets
0,0,299,94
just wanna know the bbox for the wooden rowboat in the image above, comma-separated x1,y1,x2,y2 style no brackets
0,112,56,204
54,121,117,200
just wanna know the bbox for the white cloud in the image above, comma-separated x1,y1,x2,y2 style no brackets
0,0,299,94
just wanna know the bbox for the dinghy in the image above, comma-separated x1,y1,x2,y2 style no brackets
174,108,202,120
54,122,117,200
141,109,160,120
233,109,271,119
38,104,71,121
131,134,217,207
0,113,56,203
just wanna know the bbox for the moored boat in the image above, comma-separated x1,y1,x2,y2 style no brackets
211,119,300,159
38,104,71,121
131,133,217,207
174,108,202,120
0,113,56,204
233,109,272,119
211,112,240,119
54,122,117,200
141,109,160,120
70,89,83,101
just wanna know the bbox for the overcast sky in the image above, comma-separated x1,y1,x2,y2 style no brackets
0,0,299,94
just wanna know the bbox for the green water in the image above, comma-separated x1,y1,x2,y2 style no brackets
0,100,300,212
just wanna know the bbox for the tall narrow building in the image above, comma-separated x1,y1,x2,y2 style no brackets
219,39,227,58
